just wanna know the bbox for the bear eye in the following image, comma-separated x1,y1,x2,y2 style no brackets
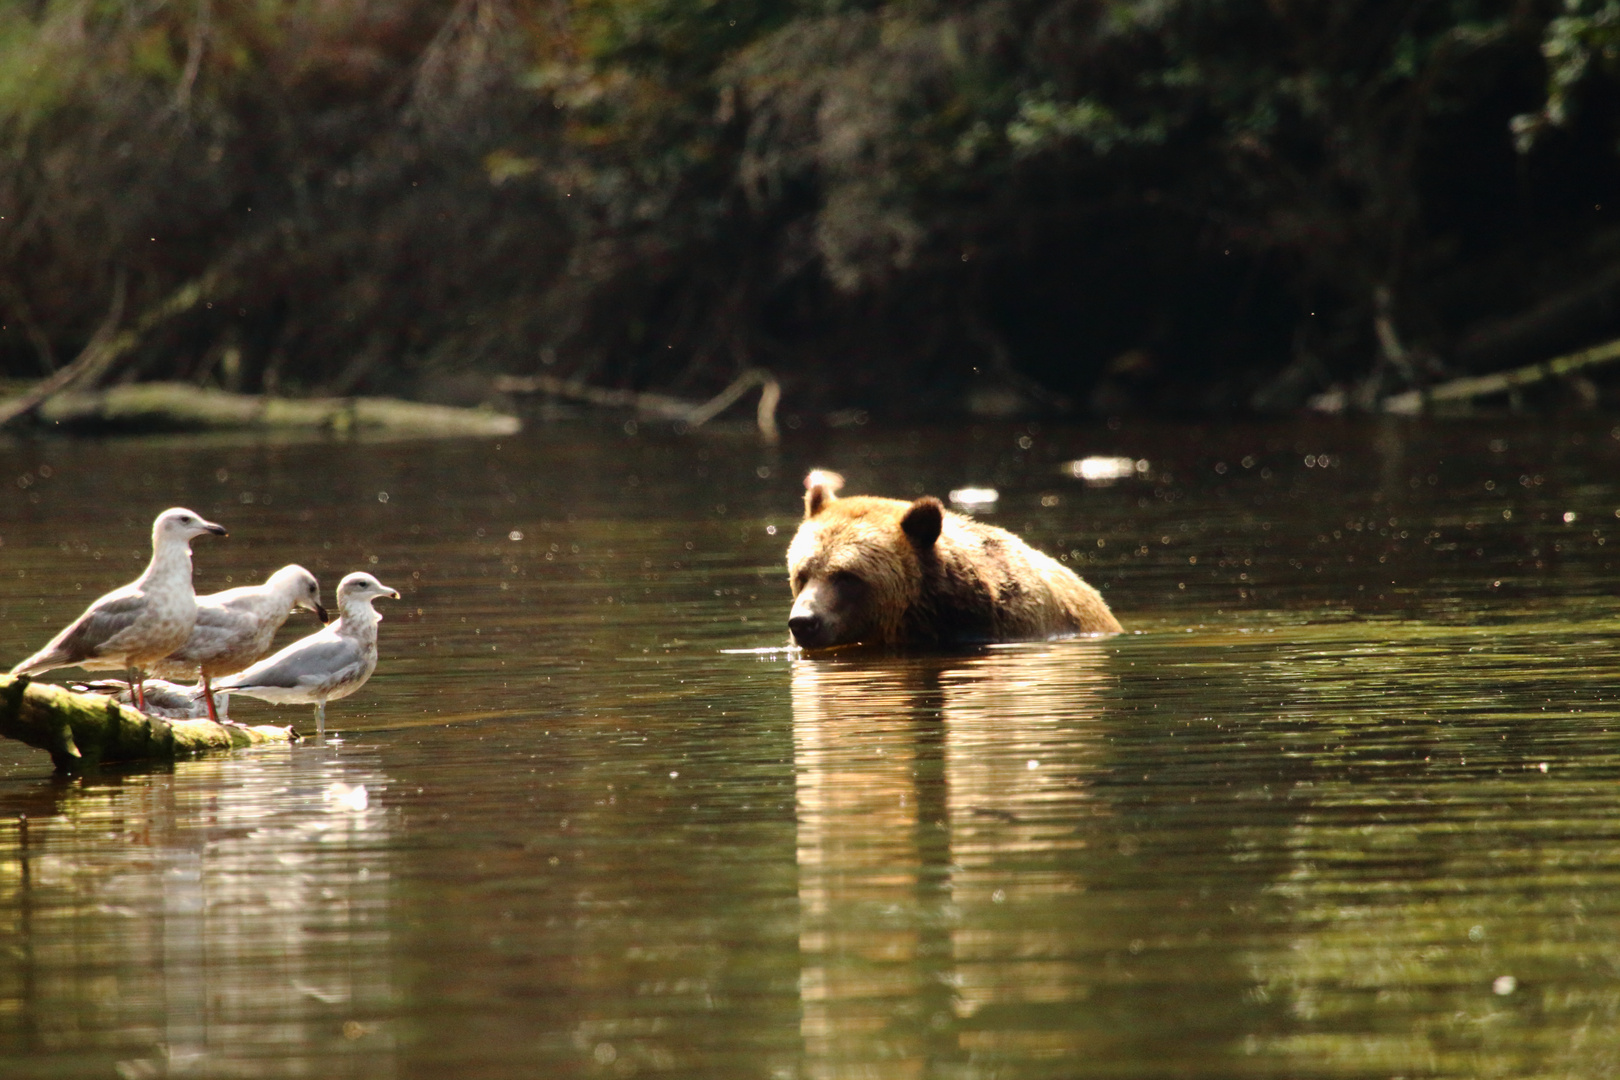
828,570,862,587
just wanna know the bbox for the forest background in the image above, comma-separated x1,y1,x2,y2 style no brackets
4,0,1620,420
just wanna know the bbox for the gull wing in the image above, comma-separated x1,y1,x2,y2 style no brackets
15,592,148,672
73,677,210,719
161,602,258,667
216,636,365,694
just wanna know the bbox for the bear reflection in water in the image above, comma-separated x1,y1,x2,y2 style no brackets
786,469,1122,650
792,644,1114,1071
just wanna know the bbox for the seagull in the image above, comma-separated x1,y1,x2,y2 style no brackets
73,677,229,721
9,507,228,710
150,564,327,724
211,572,400,736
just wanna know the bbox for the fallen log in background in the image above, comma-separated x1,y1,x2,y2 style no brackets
1382,335,1620,414
26,382,521,438
495,368,781,441
0,675,293,772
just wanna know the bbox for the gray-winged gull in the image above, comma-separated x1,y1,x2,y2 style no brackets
74,677,230,721
150,564,327,723
9,507,228,710
212,572,400,736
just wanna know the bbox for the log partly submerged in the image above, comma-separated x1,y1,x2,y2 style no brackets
494,368,781,441
0,675,294,772
25,382,521,438
1382,335,1620,415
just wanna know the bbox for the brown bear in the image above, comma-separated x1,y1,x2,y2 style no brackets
786,469,1122,649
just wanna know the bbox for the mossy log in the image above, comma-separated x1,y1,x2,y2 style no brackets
0,675,294,772
1382,335,1620,414
27,382,521,438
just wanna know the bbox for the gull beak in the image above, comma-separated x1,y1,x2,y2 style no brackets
203,521,228,537
313,602,331,624
389,589,401,600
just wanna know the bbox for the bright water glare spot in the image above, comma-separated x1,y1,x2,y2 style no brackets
948,486,999,509
1066,455,1142,483
324,782,369,812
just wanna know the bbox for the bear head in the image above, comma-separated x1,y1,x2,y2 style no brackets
785,469,945,649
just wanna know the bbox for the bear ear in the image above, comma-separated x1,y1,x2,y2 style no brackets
804,469,845,518
901,496,944,550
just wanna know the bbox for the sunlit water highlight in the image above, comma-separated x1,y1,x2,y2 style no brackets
2,418,1620,1077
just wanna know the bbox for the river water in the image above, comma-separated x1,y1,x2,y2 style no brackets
2,417,1620,1078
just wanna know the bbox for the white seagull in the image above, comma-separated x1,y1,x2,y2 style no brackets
212,572,400,736
9,507,228,710
150,564,327,724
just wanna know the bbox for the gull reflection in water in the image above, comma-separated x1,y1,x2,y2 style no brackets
0,747,396,1078
792,642,1112,1076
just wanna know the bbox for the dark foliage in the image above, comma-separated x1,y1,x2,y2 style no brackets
2,0,1618,416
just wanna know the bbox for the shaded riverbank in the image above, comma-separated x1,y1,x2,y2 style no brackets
7,3,1620,420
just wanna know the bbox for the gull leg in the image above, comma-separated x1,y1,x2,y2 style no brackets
314,700,326,739
202,674,219,724
127,665,147,712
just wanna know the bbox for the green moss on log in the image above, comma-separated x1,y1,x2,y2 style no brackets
0,675,294,772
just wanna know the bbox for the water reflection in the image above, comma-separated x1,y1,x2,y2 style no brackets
792,644,1111,1076
0,747,395,1078
9,419,1620,1076
1214,622,1620,1077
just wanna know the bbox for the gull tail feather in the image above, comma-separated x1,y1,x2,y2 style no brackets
10,648,67,677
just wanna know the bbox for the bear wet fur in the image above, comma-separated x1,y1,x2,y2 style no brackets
786,470,1122,649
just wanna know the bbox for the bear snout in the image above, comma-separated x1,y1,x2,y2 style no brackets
787,572,875,648
788,610,826,648
788,588,832,647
